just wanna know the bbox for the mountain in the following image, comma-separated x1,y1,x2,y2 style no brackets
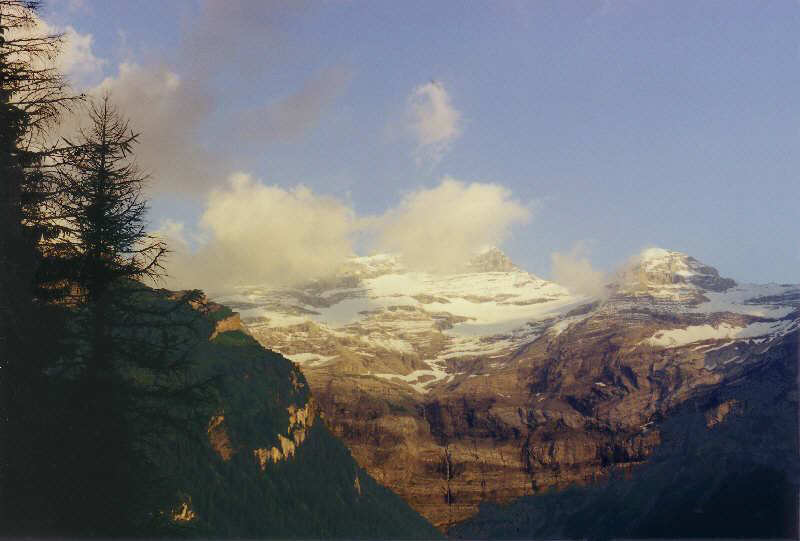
216,248,799,531
451,328,799,539
136,291,442,538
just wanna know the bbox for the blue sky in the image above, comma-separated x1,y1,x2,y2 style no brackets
43,0,799,285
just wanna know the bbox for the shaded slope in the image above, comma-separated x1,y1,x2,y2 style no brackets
144,293,442,538
450,332,799,539
181,329,440,538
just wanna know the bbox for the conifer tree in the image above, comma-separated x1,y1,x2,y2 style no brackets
50,95,213,535
56,95,166,372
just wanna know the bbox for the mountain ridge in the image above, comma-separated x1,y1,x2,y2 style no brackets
216,247,799,529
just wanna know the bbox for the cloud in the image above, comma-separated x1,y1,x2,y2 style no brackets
407,81,462,164
27,10,222,195
238,66,353,142
10,11,104,86
158,176,531,290
49,1,350,196
71,60,349,195
373,178,530,273
159,173,356,292
55,62,223,195
550,243,608,297
180,0,314,83
56,25,105,84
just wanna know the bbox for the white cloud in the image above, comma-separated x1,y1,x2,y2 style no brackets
158,176,531,290
45,0,350,197
551,243,608,297
407,81,462,164
57,25,105,84
12,12,105,86
59,61,351,196
373,178,530,273
160,173,356,292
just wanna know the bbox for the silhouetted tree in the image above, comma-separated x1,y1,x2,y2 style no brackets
0,1,80,532
56,95,166,374
48,96,214,536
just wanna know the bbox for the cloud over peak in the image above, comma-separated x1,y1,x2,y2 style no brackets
407,81,462,164
550,243,608,298
372,178,530,273
160,176,531,290
160,173,356,291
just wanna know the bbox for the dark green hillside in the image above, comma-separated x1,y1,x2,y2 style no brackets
172,321,442,538
450,333,799,540
1,288,440,539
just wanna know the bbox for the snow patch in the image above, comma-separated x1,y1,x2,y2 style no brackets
645,320,795,348
372,358,450,394
286,352,338,367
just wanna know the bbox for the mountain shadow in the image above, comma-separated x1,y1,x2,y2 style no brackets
450,332,799,540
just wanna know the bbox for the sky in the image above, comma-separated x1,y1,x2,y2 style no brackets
38,0,800,288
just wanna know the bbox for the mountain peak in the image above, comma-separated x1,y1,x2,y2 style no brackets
466,247,519,273
619,248,736,292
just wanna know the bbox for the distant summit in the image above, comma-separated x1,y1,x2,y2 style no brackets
466,246,518,273
615,248,736,293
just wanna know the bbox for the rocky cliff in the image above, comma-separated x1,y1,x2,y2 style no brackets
450,330,799,539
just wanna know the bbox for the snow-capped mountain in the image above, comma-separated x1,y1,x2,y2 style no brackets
218,247,590,393
215,248,799,529
219,247,796,391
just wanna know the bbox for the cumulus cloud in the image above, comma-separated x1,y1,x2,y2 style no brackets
550,243,609,297
158,176,531,290
373,178,530,273
159,173,356,292
407,81,462,164
56,25,105,84
48,0,351,196
77,62,351,195
53,62,223,195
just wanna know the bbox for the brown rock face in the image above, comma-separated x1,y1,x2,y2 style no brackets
210,313,245,340
207,415,234,461
292,307,796,531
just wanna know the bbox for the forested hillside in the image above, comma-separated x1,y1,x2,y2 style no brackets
160,294,441,538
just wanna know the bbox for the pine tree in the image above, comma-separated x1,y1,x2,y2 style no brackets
49,95,214,535
0,0,77,309
56,95,166,372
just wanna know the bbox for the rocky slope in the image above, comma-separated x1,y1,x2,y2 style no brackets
451,330,799,539
217,247,799,530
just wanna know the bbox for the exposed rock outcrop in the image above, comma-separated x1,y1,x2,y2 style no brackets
253,400,316,470
210,313,245,340
207,415,234,461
